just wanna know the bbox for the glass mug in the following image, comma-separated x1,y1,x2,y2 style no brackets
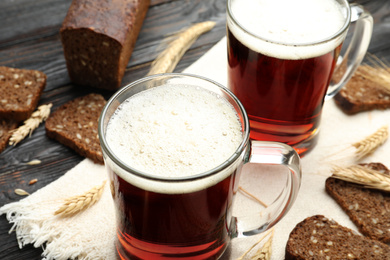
227,0,373,156
98,73,301,259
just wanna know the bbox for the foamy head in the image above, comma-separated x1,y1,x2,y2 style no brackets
104,83,244,193
228,0,349,59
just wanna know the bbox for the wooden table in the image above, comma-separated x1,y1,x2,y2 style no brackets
0,0,388,259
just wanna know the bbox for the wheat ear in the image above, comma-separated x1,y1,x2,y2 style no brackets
54,180,107,217
251,228,274,260
147,21,216,75
9,103,52,145
237,228,274,260
321,125,389,165
352,125,388,159
331,165,390,192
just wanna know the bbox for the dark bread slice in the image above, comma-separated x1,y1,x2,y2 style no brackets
0,119,18,153
325,163,390,243
60,0,150,90
334,65,390,114
45,93,106,164
285,215,390,260
0,66,46,122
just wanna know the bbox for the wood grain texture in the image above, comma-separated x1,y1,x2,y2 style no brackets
0,0,226,259
0,0,389,259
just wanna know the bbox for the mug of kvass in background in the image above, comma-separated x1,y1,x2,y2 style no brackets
99,73,301,259
227,0,373,156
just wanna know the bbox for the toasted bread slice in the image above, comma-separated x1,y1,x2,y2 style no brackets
325,162,390,243
0,66,46,122
334,65,390,114
286,215,390,260
45,93,106,164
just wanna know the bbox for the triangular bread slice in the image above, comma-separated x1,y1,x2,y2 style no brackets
334,65,390,114
325,162,390,243
285,215,390,259
45,93,106,164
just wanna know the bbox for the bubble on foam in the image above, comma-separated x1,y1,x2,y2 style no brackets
228,0,347,59
106,84,243,181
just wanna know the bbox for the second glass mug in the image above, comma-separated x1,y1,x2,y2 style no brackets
99,73,301,259
227,0,373,156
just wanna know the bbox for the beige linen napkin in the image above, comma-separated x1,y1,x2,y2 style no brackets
1,37,390,259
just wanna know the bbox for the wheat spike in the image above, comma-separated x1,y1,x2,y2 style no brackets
9,103,52,145
147,21,216,75
331,165,390,192
320,125,389,165
54,180,107,217
352,125,388,159
237,228,274,260
250,229,274,260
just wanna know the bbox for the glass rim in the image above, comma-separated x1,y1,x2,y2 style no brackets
98,73,250,182
227,0,351,47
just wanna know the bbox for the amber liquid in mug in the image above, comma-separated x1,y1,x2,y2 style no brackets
227,30,341,147
105,84,243,259
227,0,345,155
109,169,236,260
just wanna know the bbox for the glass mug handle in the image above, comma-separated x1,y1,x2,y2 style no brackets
326,3,373,99
229,141,301,238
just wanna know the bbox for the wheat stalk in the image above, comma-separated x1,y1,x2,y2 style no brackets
237,228,274,260
331,165,390,192
147,21,216,75
239,186,268,207
9,103,52,145
352,125,388,159
54,180,106,217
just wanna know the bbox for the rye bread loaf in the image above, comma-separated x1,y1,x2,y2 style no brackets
45,93,106,164
0,119,18,153
325,162,390,243
285,215,390,260
60,0,150,90
0,66,46,122
334,65,390,114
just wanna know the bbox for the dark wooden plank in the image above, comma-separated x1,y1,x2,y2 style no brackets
0,0,71,48
1,0,389,259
